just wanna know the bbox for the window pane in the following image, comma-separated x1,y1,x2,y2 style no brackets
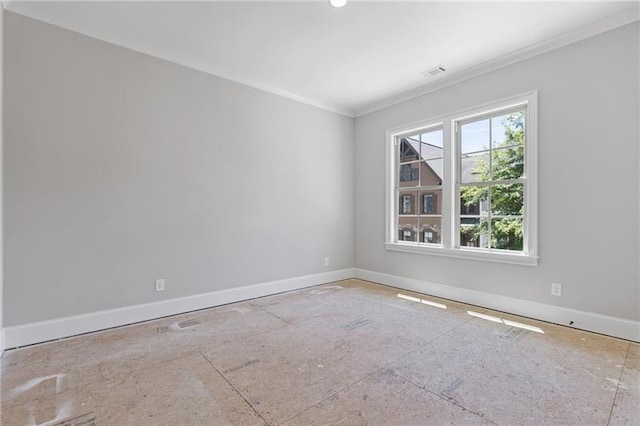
399,138,420,162
398,216,418,242
419,217,442,244
399,163,419,187
460,218,489,248
460,185,488,217
491,218,523,251
491,147,524,181
421,129,444,157
421,159,443,186
461,118,490,154
491,183,524,216
460,152,489,183
398,191,417,215
420,189,441,215
492,111,525,149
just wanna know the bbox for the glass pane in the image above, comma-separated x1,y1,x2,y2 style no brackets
491,183,524,216
420,159,443,186
420,129,444,157
491,147,524,181
399,163,419,188
492,110,525,149
460,185,488,217
398,191,417,215
399,137,420,162
491,113,508,148
491,218,523,251
460,152,489,183
398,216,418,242
419,217,442,244
419,189,442,215
461,118,490,154
460,218,489,248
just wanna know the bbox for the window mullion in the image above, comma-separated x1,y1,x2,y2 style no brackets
487,117,493,249
452,121,462,249
442,121,453,249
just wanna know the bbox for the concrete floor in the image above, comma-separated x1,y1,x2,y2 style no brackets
1,279,638,425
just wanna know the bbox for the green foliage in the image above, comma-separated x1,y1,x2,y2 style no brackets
492,218,523,250
460,112,525,250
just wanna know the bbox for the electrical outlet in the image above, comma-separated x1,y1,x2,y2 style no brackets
155,279,165,292
324,257,330,266
551,282,562,297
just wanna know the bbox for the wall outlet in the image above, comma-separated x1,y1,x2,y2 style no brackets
324,257,330,266
551,282,562,297
155,279,165,292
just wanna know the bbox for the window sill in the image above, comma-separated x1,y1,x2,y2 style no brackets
385,242,538,266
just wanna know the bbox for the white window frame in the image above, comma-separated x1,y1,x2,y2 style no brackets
385,91,538,266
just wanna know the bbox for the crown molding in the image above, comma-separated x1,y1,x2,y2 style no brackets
355,7,640,117
4,7,356,118
215,74,356,118
4,3,637,119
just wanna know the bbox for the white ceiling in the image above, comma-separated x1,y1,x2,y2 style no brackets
5,1,639,117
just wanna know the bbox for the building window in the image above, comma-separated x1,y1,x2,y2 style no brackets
385,92,538,265
400,164,419,182
399,194,414,215
423,193,437,214
423,230,438,243
399,227,415,242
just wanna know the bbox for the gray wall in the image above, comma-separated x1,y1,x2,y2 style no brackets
354,22,640,321
4,12,354,326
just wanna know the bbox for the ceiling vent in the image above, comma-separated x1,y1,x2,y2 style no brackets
422,65,446,78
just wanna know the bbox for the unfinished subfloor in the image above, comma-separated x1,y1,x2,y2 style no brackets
1,279,638,425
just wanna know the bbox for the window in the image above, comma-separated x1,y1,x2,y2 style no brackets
459,109,525,251
423,230,436,243
396,128,444,246
400,194,414,214
385,92,538,265
423,193,436,214
400,164,419,182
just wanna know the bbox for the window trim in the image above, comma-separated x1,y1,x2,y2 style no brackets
385,91,538,266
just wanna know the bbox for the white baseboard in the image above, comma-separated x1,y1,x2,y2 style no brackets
3,268,355,349
4,267,637,349
355,268,640,343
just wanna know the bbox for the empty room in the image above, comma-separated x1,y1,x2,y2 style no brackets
0,1,639,425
